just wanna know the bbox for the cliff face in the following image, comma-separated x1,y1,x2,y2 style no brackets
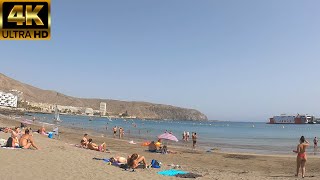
0,73,208,121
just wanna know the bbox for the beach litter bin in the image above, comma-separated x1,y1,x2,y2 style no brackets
48,132,53,139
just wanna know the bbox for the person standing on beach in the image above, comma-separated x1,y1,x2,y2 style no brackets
192,132,197,149
293,136,309,178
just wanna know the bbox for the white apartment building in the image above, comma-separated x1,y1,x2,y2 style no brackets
0,91,18,108
100,102,107,116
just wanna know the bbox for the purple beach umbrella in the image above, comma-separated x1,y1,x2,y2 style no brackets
157,132,179,142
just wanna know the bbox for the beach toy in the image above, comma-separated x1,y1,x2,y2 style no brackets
48,132,53,139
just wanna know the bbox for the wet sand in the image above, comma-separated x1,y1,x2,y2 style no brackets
0,116,319,180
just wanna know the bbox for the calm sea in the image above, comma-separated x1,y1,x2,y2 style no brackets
26,113,320,154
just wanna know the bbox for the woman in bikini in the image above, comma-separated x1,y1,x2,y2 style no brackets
87,138,107,152
127,153,147,169
19,129,39,150
293,136,309,178
6,127,20,147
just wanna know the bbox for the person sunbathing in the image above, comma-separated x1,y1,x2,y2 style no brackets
6,127,20,147
39,127,46,135
148,141,157,152
127,153,147,169
87,138,107,152
19,129,39,150
81,134,89,148
109,156,127,164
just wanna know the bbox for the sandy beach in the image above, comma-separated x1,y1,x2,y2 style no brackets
0,116,319,180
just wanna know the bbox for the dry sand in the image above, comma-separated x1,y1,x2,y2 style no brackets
0,116,319,180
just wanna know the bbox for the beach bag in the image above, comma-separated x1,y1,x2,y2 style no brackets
0,139,7,147
119,164,129,169
151,159,161,168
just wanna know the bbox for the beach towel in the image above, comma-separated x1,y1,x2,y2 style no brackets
157,169,188,176
175,173,203,178
2,147,22,149
92,157,111,163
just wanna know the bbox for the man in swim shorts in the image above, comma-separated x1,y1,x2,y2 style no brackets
113,126,117,138
192,132,197,149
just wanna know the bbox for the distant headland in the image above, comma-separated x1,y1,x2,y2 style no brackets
0,73,207,121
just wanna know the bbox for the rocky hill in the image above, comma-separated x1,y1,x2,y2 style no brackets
0,73,207,121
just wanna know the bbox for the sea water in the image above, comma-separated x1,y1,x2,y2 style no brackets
26,113,320,154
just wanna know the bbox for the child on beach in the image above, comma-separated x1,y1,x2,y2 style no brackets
293,136,309,178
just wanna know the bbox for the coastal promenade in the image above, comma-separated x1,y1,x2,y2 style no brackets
0,116,319,179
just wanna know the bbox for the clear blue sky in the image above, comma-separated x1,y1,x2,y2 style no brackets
1,0,320,121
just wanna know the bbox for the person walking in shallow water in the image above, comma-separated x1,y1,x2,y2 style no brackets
313,137,318,150
113,126,117,138
192,132,197,150
293,136,309,178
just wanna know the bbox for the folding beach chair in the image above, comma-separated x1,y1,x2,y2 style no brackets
52,127,60,139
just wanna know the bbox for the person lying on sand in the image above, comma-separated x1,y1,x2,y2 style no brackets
87,138,107,152
127,153,147,169
19,129,39,150
109,156,127,164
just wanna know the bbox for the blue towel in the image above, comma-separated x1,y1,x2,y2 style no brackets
157,169,188,176
103,159,110,162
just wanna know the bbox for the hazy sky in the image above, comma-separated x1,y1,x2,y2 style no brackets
1,0,320,121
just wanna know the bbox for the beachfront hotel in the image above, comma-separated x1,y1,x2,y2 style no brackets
100,102,107,116
0,91,18,108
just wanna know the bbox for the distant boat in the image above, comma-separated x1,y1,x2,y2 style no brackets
53,105,62,123
89,117,93,121
268,114,316,124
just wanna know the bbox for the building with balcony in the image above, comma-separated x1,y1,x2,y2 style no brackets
0,91,18,108
100,102,107,116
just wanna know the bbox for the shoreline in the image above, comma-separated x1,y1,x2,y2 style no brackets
1,113,318,158
1,114,320,179
7,113,320,156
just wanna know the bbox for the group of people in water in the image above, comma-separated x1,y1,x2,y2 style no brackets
182,131,197,149
2,126,39,150
112,126,124,139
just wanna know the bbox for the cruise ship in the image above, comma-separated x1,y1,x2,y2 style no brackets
268,114,316,124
